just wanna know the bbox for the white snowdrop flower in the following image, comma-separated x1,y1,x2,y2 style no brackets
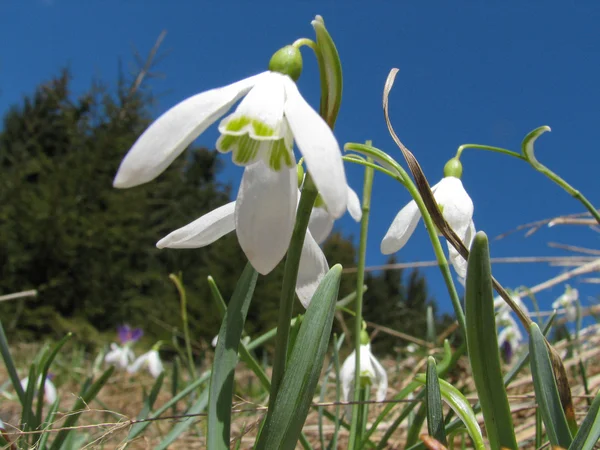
113,46,348,280
340,343,388,404
494,293,529,317
552,286,579,321
128,350,164,378
381,164,475,278
211,335,251,349
158,182,360,307
104,343,135,370
20,376,57,405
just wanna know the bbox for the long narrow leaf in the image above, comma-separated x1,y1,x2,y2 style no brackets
207,263,258,450
255,264,342,450
49,366,114,450
465,232,517,450
36,333,72,423
529,322,573,448
569,390,600,450
126,372,165,440
156,389,209,450
426,357,447,445
415,375,485,450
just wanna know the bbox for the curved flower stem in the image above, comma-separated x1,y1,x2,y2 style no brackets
344,144,466,335
169,273,196,380
267,175,318,409
456,143,600,224
348,154,375,450
292,38,318,51
456,144,525,161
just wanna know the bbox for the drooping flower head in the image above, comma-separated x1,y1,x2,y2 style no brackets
113,43,348,281
128,348,164,379
20,375,57,405
498,323,523,364
381,158,475,278
552,285,579,321
339,330,388,405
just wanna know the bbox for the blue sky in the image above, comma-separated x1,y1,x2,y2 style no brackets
1,1,599,316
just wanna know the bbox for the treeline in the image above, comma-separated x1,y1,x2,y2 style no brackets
0,70,453,354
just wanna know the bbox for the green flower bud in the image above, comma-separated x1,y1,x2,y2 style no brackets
269,45,303,81
360,329,370,346
443,158,463,178
297,163,305,188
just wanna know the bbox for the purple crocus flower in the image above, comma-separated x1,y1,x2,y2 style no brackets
117,324,143,344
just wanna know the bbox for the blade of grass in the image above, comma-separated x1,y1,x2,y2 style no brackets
255,265,342,450
155,389,209,450
465,232,517,450
569,390,600,450
207,263,257,450
529,322,573,448
426,357,447,446
49,366,114,450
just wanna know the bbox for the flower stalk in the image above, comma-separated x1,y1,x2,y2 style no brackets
169,273,196,380
348,153,374,449
268,175,318,408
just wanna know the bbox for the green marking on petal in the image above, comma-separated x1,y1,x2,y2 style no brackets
232,135,260,165
252,120,275,137
268,139,293,171
225,116,251,132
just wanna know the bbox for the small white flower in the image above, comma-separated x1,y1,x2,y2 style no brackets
339,344,388,404
113,71,348,278
20,376,57,404
308,186,362,244
381,176,475,278
157,182,361,307
552,286,579,321
104,343,135,370
128,350,164,378
494,293,529,317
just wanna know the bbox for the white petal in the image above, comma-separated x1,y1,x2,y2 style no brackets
339,350,356,403
148,351,164,378
104,344,123,365
347,186,362,222
113,72,268,188
434,177,473,233
369,354,388,402
308,207,334,245
235,162,297,274
157,202,235,249
211,335,219,348
44,379,57,404
296,230,329,308
283,77,347,218
448,219,475,278
128,353,147,374
381,198,422,254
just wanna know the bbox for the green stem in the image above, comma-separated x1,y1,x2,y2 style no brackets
345,143,466,335
536,165,600,224
169,274,196,380
456,143,600,224
348,155,374,449
456,144,525,160
267,176,318,409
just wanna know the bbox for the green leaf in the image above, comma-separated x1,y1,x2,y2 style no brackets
207,263,258,450
569,390,600,450
127,371,211,441
36,333,72,423
415,375,485,450
521,125,551,168
49,366,114,450
426,357,447,445
465,232,518,450
127,372,165,440
311,16,343,127
156,389,209,450
529,322,573,448
255,264,342,450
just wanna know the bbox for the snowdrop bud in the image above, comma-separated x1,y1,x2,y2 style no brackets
359,329,370,346
443,158,463,178
269,45,303,81
297,162,305,188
